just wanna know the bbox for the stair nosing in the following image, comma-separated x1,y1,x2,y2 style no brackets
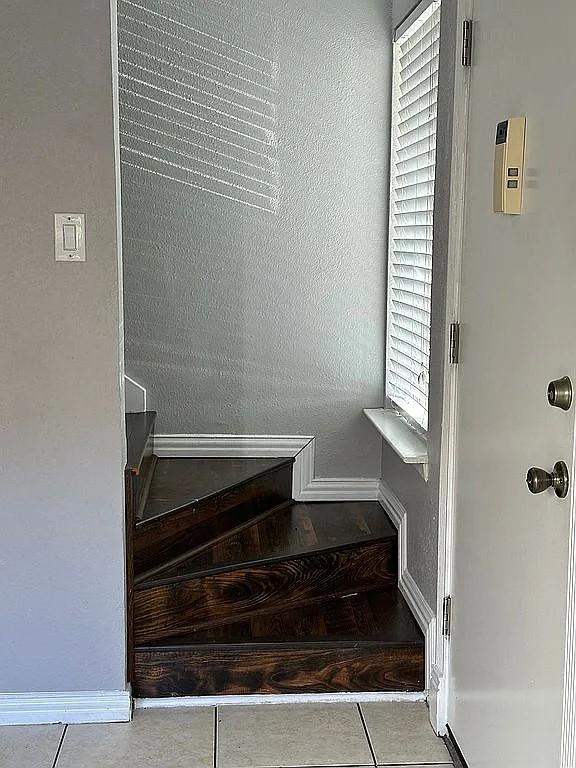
135,456,295,530
134,637,424,651
135,534,396,590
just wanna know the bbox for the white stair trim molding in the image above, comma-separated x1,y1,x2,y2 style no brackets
427,662,447,737
378,480,436,690
154,435,378,501
154,434,314,458
295,477,381,502
124,374,147,413
135,691,426,709
291,437,315,498
0,690,132,725
154,434,314,500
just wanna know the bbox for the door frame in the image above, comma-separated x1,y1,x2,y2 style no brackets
427,0,472,734
430,3,576,759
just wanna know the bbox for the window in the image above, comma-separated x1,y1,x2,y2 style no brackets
386,0,440,432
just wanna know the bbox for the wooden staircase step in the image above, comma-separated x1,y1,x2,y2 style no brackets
143,501,396,583
138,588,422,645
133,457,293,575
133,538,396,643
133,589,424,696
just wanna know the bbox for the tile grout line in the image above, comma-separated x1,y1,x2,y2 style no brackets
356,703,378,767
213,705,218,768
51,724,68,768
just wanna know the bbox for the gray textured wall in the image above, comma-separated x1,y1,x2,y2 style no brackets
120,0,391,477
383,0,457,606
0,0,126,692
392,0,420,28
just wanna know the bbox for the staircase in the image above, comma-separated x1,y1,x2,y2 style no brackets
125,412,424,698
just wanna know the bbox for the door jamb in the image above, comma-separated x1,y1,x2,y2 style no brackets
561,421,576,765
428,0,473,735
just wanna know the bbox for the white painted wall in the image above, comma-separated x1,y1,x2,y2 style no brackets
0,0,126,693
120,0,390,478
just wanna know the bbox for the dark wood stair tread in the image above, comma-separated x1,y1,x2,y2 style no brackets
136,588,423,648
140,501,396,583
138,457,293,525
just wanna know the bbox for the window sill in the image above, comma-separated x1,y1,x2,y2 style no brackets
363,407,428,466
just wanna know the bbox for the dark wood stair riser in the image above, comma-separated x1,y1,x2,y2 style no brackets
124,411,157,683
133,463,292,575
133,539,396,643
133,643,424,697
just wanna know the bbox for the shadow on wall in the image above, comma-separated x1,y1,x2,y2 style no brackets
118,0,279,212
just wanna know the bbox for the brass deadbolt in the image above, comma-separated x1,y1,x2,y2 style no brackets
547,376,573,411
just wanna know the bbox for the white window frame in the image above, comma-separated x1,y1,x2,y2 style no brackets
385,0,441,434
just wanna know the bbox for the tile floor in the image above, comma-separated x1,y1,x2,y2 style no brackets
0,702,453,768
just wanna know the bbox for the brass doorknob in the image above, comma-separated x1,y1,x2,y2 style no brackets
526,461,569,498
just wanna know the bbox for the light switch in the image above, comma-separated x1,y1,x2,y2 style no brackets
62,223,77,251
54,213,86,261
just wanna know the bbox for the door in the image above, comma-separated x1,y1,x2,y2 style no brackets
448,1,576,766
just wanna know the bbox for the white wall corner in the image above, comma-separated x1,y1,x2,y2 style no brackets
0,690,132,726
378,480,436,692
291,438,315,498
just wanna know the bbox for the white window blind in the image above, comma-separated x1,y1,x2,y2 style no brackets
386,1,440,432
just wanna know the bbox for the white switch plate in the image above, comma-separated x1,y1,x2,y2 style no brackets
54,213,86,261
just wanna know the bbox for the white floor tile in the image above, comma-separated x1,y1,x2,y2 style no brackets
55,707,214,768
217,703,373,768
361,703,451,765
0,724,65,768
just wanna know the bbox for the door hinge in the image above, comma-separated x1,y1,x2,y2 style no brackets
462,19,473,67
442,595,452,637
449,322,460,364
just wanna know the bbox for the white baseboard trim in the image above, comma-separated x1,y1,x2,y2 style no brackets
295,477,381,502
0,690,132,725
378,480,436,690
135,691,426,709
154,434,313,458
427,664,448,736
154,435,378,502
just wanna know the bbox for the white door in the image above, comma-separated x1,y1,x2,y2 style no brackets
448,1,576,766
